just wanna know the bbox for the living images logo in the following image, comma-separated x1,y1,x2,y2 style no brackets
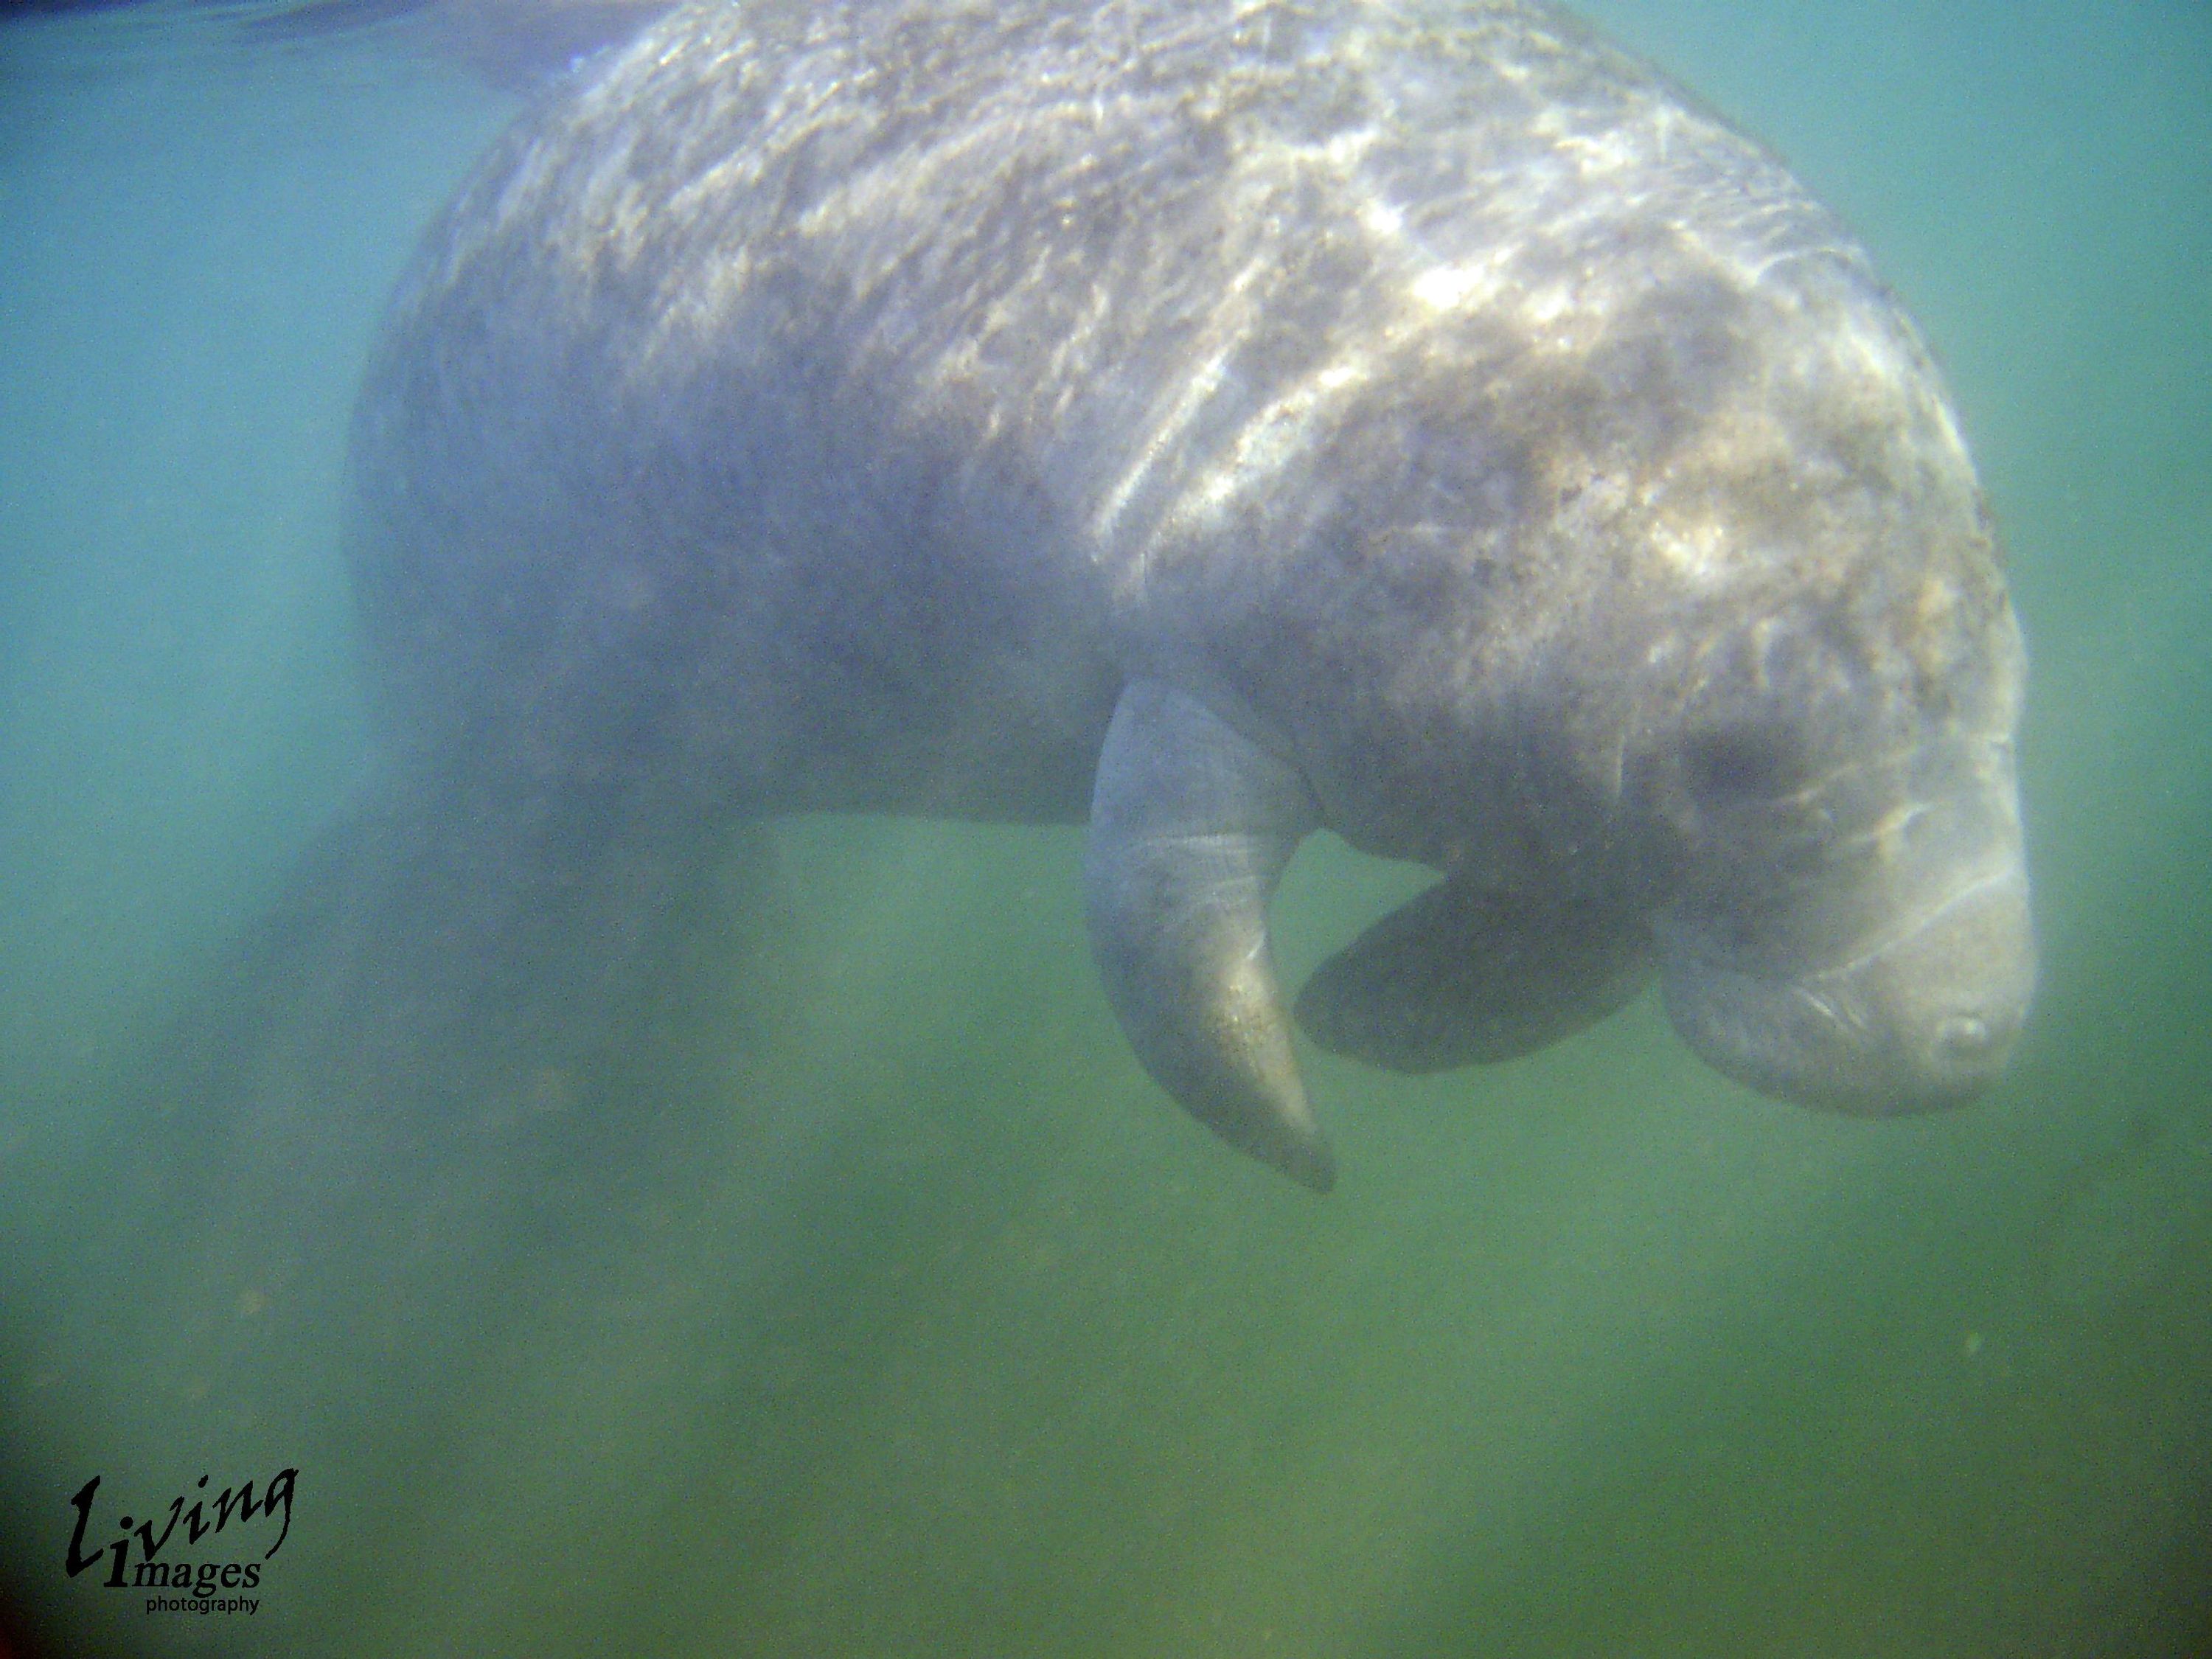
64,1466,296,1617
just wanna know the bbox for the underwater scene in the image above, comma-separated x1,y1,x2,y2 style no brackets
0,0,2207,1654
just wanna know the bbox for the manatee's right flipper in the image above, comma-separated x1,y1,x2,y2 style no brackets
1082,680,1331,1191
1295,882,1653,1073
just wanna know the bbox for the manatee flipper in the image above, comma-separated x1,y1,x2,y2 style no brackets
1083,680,1332,1192
1295,882,1654,1074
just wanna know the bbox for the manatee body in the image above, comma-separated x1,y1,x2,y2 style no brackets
349,0,2034,1189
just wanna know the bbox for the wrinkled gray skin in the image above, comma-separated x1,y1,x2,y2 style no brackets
350,0,2034,1192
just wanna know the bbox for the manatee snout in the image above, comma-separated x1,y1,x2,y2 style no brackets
1658,858,2035,1114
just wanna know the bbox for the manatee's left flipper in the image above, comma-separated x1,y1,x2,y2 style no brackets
1295,882,1654,1074
1083,679,1332,1192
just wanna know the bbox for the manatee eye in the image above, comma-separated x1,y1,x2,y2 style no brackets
1682,723,1804,802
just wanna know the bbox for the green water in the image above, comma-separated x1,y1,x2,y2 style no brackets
1,3,2207,1655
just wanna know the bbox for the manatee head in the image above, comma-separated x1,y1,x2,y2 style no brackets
1641,581,2031,1113
1609,273,2036,1115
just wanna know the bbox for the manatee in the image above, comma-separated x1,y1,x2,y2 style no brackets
329,0,2033,1194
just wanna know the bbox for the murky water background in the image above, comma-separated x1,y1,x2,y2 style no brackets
1,2,2207,1654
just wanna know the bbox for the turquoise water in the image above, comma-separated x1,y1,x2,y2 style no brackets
0,3,2207,1655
